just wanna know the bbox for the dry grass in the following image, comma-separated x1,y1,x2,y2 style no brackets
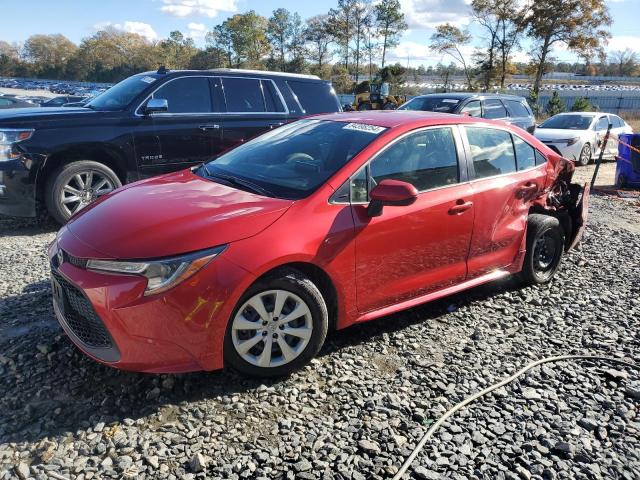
625,118,640,132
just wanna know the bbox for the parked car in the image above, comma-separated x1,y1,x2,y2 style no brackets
40,95,87,107
398,93,536,133
0,68,342,223
0,96,36,109
49,111,588,377
534,112,633,166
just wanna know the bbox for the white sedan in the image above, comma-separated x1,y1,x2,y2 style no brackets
534,112,633,166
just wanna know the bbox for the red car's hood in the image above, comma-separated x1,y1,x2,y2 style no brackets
65,170,293,259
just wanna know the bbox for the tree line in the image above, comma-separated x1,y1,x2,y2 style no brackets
0,0,634,95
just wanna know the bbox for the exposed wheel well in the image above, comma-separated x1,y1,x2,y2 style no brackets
36,147,127,203
527,207,572,250
256,262,339,330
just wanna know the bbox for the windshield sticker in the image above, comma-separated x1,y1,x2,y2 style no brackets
140,76,156,84
342,123,386,134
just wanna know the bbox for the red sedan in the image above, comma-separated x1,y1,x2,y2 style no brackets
49,112,588,377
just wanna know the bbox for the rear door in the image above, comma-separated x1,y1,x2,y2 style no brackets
134,76,223,176
219,77,289,153
462,125,548,279
593,115,613,157
481,98,508,121
504,99,535,133
351,126,474,313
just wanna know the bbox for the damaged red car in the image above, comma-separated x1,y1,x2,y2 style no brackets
49,111,588,377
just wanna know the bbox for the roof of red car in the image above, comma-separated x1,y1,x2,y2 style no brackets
313,110,485,128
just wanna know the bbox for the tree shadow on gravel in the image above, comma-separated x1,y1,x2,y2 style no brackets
0,275,525,446
0,215,58,238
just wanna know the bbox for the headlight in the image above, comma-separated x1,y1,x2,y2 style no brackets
0,128,34,162
86,246,226,296
566,137,580,146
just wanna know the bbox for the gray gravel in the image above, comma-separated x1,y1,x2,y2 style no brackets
0,194,639,480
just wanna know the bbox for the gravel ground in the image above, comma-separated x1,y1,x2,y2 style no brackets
0,194,639,480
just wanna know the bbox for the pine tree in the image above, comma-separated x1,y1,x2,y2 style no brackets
571,96,593,112
527,89,541,117
545,91,565,116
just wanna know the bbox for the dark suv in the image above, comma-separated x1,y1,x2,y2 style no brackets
0,68,342,224
398,93,535,134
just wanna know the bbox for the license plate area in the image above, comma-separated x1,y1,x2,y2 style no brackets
51,276,66,316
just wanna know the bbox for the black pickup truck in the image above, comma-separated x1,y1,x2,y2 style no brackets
0,68,342,224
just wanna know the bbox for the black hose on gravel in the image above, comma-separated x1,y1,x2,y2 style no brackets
391,355,639,480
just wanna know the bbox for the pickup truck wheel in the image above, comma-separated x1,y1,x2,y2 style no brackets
519,214,564,286
45,161,121,224
224,269,328,378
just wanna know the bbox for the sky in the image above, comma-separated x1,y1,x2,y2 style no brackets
0,0,638,67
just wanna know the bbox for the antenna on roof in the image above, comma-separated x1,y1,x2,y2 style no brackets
157,66,169,74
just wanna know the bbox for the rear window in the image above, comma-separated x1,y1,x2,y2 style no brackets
505,100,530,118
286,80,340,114
399,97,460,113
262,80,286,112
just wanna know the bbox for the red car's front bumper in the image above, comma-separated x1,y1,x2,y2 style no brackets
48,234,252,373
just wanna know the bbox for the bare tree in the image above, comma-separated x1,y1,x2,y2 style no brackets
430,24,474,89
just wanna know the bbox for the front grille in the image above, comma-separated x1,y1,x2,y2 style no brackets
51,269,113,349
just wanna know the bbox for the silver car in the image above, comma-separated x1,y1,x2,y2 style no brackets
534,112,633,166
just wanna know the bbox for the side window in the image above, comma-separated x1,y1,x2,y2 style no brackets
287,80,340,114
611,116,624,128
595,116,609,131
222,77,266,113
535,150,547,166
0,98,11,107
505,100,530,118
151,77,212,113
482,99,508,119
370,127,459,192
460,100,481,117
262,80,286,112
512,135,536,170
466,127,516,178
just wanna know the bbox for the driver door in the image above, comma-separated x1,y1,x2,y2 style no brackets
350,126,475,313
134,76,223,177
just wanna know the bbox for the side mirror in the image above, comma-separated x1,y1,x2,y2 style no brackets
367,179,418,217
145,98,168,115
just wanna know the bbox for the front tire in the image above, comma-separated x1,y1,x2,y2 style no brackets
519,214,564,286
577,143,591,166
224,269,328,378
45,160,121,225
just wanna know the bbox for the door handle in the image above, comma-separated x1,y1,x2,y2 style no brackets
516,182,538,198
448,199,473,215
269,122,284,129
199,124,220,131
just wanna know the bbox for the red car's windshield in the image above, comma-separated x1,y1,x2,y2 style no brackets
201,119,386,199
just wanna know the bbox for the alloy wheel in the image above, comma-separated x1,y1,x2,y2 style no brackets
60,170,115,217
231,289,313,368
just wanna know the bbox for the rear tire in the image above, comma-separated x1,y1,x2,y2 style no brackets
224,269,328,378
45,160,121,225
519,214,564,286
